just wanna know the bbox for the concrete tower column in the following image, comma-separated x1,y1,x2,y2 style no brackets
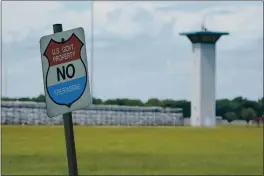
180,28,229,127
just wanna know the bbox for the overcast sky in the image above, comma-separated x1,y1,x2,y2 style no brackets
1,1,263,101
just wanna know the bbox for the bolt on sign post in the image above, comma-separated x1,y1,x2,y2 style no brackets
39,24,92,176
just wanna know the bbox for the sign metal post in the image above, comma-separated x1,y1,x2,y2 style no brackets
40,22,91,175
53,24,79,176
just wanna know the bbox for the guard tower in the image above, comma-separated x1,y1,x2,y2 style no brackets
180,26,229,127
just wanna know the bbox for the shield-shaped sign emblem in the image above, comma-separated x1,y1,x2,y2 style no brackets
43,33,87,108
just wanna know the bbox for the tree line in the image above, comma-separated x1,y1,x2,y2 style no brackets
2,95,263,124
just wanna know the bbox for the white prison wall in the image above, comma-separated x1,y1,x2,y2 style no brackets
1,101,184,126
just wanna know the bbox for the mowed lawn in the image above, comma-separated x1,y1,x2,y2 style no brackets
1,125,263,175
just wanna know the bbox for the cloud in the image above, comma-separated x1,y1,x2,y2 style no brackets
2,1,93,44
2,1,263,101
3,1,262,45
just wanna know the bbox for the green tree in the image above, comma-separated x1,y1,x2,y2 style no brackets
36,94,45,102
224,112,237,123
1,97,17,101
125,99,144,106
240,108,257,125
232,96,247,104
31,94,45,102
161,99,177,108
104,99,118,105
160,99,190,117
243,100,262,116
216,99,231,118
145,98,163,107
92,97,103,105
18,97,30,101
172,100,191,117
104,98,143,106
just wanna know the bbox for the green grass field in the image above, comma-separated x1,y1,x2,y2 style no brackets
1,125,263,175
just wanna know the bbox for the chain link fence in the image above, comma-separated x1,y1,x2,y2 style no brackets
1,101,184,126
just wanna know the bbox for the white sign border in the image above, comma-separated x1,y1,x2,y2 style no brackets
40,27,91,118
